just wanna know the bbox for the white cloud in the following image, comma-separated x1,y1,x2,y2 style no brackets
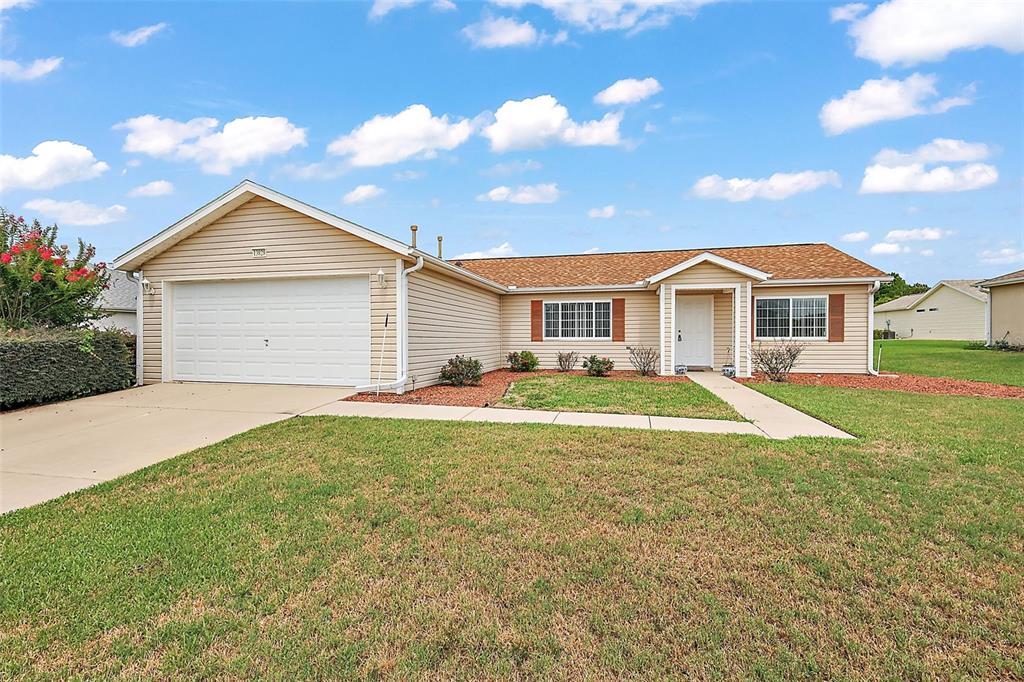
582,246,601,254
0,141,109,191
839,230,870,242
643,122,658,133
482,95,621,152
453,241,519,259
0,56,62,82
23,198,127,226
820,73,972,135
861,138,999,194
691,170,840,202
0,0,36,11
885,227,952,242
829,3,867,22
491,0,718,33
873,138,992,166
587,204,616,218
110,22,168,47
481,159,542,176
625,208,652,217
919,249,935,257
835,0,1024,66
476,182,561,204
869,242,910,255
369,0,455,19
462,16,546,48
394,169,424,181
128,180,173,197
115,115,307,174
979,247,1024,265
328,104,472,167
594,77,662,106
342,184,385,204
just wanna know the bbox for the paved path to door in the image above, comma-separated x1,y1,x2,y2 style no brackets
1,383,354,514
686,372,854,439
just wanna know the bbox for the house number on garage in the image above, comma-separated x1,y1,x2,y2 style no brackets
251,247,266,258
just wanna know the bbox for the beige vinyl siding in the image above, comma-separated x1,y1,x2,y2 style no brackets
140,197,399,385
989,281,1024,345
659,262,753,375
874,285,986,340
406,267,502,389
753,284,870,373
501,291,660,368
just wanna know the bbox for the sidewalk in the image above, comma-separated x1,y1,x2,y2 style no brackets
686,373,854,439
302,390,853,440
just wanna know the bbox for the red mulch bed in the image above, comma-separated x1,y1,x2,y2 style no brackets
737,372,1024,399
345,369,693,407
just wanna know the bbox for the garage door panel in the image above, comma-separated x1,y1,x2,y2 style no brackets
171,277,370,386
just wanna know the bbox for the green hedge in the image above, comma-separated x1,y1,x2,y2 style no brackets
1,328,135,410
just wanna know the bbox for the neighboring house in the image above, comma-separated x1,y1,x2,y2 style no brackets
873,280,988,340
112,181,891,391
978,268,1024,346
94,269,139,333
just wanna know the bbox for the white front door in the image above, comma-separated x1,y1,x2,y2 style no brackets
675,295,713,367
170,276,371,386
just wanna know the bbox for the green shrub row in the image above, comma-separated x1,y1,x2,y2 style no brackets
1,328,135,410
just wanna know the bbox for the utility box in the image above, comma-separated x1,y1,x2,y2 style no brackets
674,364,688,375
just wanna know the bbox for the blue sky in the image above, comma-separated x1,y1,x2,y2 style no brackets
1,0,1021,283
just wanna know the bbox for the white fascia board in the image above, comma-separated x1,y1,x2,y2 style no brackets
978,275,1024,288
113,180,411,271
504,283,648,294
755,276,892,287
414,251,508,293
647,252,770,284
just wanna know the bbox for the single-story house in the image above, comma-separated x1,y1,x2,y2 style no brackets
873,280,987,340
95,270,139,333
978,268,1024,346
111,180,892,391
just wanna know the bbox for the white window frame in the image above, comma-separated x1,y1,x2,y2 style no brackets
542,299,613,340
754,295,829,341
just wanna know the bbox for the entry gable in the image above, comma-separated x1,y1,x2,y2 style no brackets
647,252,770,284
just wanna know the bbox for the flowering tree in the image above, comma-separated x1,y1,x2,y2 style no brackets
0,209,109,329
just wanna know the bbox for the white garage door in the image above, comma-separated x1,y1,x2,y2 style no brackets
171,277,370,386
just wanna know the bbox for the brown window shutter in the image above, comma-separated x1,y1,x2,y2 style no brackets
828,294,845,342
531,300,543,341
612,298,625,342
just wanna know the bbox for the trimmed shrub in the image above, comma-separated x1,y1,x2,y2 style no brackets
0,327,134,410
556,351,579,372
583,355,614,377
438,354,483,386
627,345,659,376
751,340,805,382
507,350,539,372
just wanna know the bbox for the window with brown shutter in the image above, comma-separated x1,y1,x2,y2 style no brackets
612,298,625,341
828,293,845,342
530,300,543,341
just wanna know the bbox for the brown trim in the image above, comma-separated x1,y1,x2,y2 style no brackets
828,293,845,342
530,299,543,341
612,298,625,341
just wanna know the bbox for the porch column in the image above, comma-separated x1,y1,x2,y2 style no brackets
658,284,666,375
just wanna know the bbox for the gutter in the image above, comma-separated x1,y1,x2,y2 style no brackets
867,279,881,375
356,255,424,394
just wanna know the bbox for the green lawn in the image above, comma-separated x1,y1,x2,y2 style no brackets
875,339,1024,386
498,373,743,420
2,387,1022,679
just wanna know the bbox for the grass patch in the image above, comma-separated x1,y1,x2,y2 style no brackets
2,388,1022,678
498,374,743,420
875,339,1024,386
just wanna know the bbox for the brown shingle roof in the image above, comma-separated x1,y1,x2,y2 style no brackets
453,243,887,288
979,268,1024,287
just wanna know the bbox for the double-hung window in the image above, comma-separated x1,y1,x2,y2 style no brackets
755,296,827,339
543,301,611,339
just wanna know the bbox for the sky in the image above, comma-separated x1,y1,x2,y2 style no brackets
1,0,1022,284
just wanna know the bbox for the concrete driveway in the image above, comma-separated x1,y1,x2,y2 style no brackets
1,383,354,514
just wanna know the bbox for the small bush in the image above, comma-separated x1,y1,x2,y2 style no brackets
507,350,539,372
751,340,805,382
556,351,579,372
582,355,614,377
627,345,659,376
438,355,482,386
1,327,135,410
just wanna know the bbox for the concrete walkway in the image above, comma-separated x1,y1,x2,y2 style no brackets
686,372,854,439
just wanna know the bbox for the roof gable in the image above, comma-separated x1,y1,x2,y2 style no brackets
979,268,1024,287
647,252,770,283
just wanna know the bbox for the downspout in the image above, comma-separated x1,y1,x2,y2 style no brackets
867,280,881,375
356,255,424,393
